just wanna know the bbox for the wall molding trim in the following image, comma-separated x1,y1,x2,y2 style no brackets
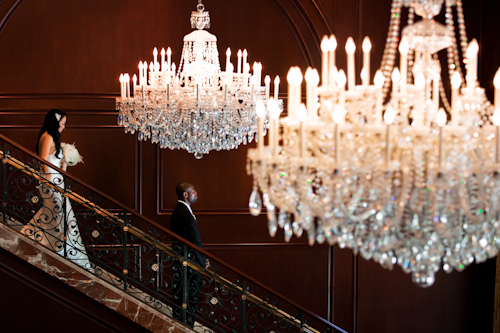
0,0,24,36
270,0,332,68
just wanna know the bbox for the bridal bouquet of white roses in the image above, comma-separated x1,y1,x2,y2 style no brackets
61,142,83,166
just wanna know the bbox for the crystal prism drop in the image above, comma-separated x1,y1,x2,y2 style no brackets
292,221,303,238
262,192,270,207
302,209,312,230
307,227,316,246
442,260,453,273
316,225,326,244
268,213,278,237
411,270,435,288
325,229,337,246
248,190,262,216
266,203,276,221
266,203,278,237
284,220,293,242
278,209,287,228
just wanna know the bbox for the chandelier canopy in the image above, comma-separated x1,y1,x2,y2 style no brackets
248,0,500,287
116,0,282,158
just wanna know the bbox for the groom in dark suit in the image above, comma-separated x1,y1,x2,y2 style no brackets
170,182,207,328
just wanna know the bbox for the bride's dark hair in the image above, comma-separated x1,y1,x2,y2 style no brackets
36,109,67,157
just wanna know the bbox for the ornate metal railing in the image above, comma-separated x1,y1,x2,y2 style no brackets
0,133,346,333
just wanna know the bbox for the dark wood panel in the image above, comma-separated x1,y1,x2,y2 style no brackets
331,0,359,74
357,257,496,333
209,0,308,80
62,128,137,208
159,145,254,213
332,247,355,332
316,0,334,31
152,203,311,244
479,0,500,101
359,0,392,80
138,140,156,216
0,110,119,128
0,96,116,110
194,214,314,245
208,245,330,318
0,128,40,153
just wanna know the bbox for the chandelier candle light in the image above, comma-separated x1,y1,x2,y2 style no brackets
248,0,500,287
116,0,282,159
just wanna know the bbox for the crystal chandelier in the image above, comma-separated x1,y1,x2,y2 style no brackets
248,0,500,287
116,1,282,158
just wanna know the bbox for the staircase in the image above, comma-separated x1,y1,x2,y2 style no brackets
0,134,346,333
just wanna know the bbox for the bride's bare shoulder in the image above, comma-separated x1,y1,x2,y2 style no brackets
39,132,55,155
39,132,54,144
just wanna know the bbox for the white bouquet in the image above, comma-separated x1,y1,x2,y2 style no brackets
61,142,84,167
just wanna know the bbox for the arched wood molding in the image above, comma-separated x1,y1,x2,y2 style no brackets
270,0,332,69
0,0,25,36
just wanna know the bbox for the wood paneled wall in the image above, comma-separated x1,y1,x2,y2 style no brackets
0,1,499,332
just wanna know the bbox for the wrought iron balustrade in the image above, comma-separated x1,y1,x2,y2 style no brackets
0,133,346,333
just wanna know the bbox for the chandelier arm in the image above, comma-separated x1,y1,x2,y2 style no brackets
474,172,490,221
309,132,331,157
119,106,132,121
428,179,440,226
146,109,166,126
481,194,498,223
171,109,185,129
487,177,500,221
458,185,480,224
335,189,374,222
391,167,413,221
347,183,367,208
470,146,489,201
227,109,249,127
457,150,484,223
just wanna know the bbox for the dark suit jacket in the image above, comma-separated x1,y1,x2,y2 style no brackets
170,202,206,267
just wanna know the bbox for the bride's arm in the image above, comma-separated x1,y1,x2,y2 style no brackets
38,134,54,173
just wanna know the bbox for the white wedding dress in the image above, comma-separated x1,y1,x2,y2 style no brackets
21,151,91,270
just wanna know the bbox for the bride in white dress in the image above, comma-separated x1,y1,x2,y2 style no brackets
21,109,91,271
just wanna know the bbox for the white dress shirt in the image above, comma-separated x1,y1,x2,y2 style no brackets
178,200,196,219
